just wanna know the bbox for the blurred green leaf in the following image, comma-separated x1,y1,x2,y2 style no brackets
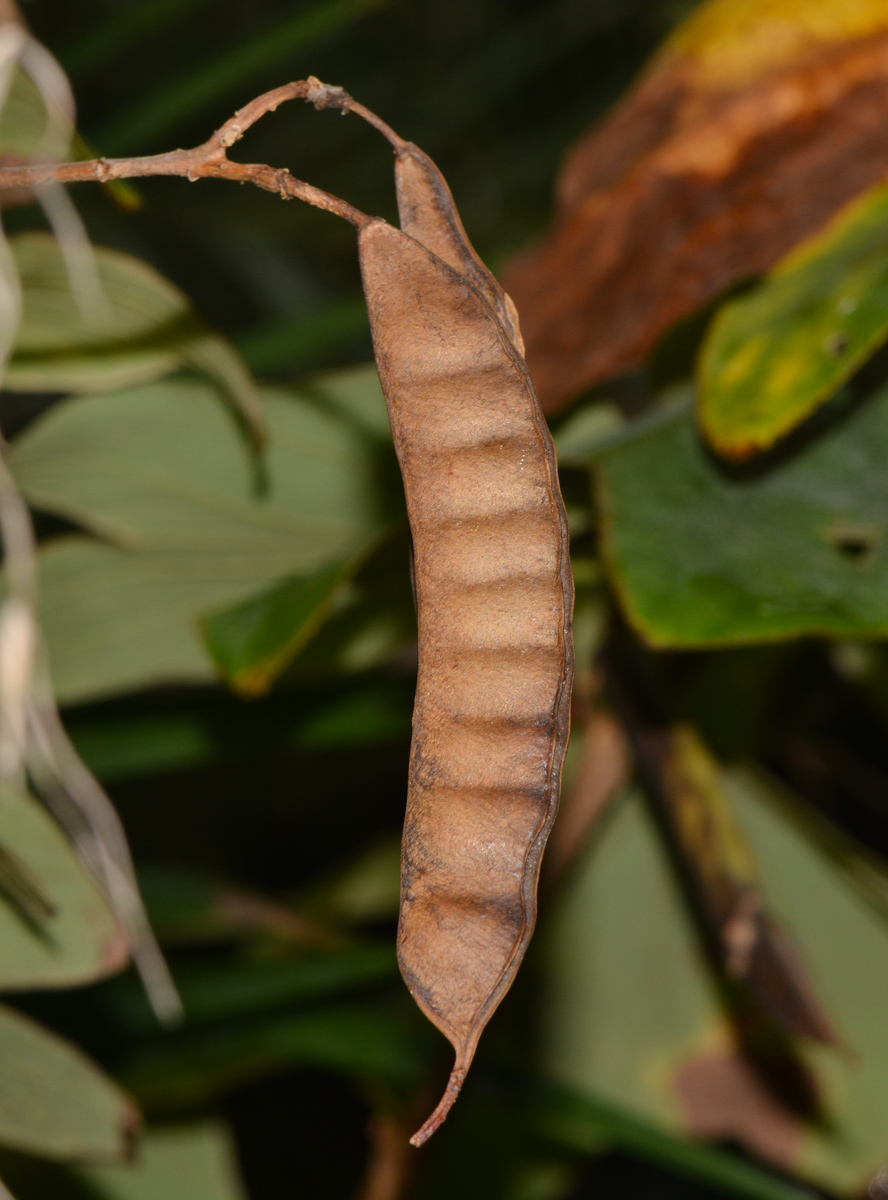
6,236,264,445
302,835,401,927
553,402,623,465
75,1121,246,1200
535,1083,815,1200
0,1005,137,1161
293,682,413,750
0,69,57,160
11,376,390,556
138,867,332,949
33,537,246,703
594,385,888,647
113,943,397,1032
9,373,400,701
646,726,837,1045
122,1002,432,1111
700,181,888,458
237,297,370,377
31,536,414,705
201,552,367,697
71,715,215,784
301,364,391,443
95,0,378,153
0,786,126,991
540,768,888,1194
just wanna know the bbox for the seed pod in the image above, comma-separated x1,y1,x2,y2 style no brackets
393,142,525,354
359,216,574,1145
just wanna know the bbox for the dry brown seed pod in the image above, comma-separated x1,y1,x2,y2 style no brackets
359,214,574,1146
393,143,525,355
0,80,575,1147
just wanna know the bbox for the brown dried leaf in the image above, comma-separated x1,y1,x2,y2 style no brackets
505,0,888,410
674,1044,807,1171
359,176,573,1142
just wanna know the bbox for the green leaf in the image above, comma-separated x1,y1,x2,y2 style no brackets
32,536,413,705
0,1005,138,1161
699,180,888,458
200,553,366,697
301,836,401,927
122,1002,432,1111
539,769,888,1194
536,1084,815,1200
8,373,400,702
0,69,58,160
5,235,263,445
11,377,389,557
237,297,370,377
137,867,331,949
71,715,216,784
112,943,398,1033
34,537,241,703
0,787,126,991
593,386,888,647
293,682,413,750
302,364,391,442
75,1121,246,1200
553,402,623,465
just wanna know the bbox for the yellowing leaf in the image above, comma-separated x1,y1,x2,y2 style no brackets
700,180,888,457
505,0,888,410
660,0,888,89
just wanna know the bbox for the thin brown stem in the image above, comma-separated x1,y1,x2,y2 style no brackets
0,79,370,227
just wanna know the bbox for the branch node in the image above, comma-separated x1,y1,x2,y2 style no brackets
306,75,351,112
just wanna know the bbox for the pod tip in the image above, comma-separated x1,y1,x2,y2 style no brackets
409,1064,467,1147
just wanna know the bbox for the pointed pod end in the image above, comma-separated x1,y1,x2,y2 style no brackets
409,1063,467,1147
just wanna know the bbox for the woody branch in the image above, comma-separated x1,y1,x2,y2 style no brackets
0,78,370,227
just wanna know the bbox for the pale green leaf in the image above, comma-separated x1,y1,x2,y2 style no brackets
540,769,888,1194
0,69,55,160
0,786,126,991
9,373,401,702
553,402,623,465
5,235,263,443
75,1121,246,1200
302,363,390,441
10,378,390,557
34,536,413,706
0,1005,138,1161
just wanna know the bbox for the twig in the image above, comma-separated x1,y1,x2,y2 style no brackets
353,1112,415,1200
0,79,370,227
